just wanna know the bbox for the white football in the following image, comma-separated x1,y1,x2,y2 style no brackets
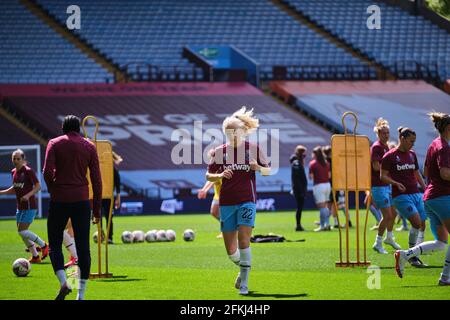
92,230,105,244
132,230,145,243
156,230,167,242
93,231,99,243
166,229,176,242
12,258,31,277
183,229,195,241
145,230,158,243
121,231,134,244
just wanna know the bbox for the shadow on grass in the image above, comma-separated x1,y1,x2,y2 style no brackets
379,265,442,270
401,284,442,288
94,275,145,282
246,291,308,299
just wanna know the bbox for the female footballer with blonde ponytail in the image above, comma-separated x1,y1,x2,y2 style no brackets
370,118,402,254
206,106,269,295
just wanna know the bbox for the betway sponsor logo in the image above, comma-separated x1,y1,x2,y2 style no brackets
396,163,415,171
223,164,251,172
13,182,24,189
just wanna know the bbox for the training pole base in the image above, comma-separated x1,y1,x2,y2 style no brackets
335,261,371,268
89,273,113,279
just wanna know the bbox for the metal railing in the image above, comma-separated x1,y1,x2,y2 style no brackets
120,62,206,82
262,64,376,81
259,61,443,85
390,60,441,85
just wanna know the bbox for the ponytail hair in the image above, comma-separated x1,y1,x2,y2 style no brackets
322,145,331,159
232,106,259,133
313,146,327,166
428,112,450,135
398,127,416,139
223,106,259,136
373,118,389,133
387,141,397,149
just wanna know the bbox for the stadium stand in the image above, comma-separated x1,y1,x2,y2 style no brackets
1,1,448,215
0,82,332,198
0,0,113,83
34,0,375,81
270,79,450,168
283,0,450,83
0,113,41,146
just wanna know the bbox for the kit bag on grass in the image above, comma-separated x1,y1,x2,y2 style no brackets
250,234,305,243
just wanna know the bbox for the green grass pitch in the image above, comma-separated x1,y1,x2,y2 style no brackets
0,210,449,300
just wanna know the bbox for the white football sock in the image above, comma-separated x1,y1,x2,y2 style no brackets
19,232,38,257
228,249,240,266
77,279,87,300
375,235,383,246
416,231,425,245
324,207,331,227
239,247,251,288
408,227,419,248
18,231,31,247
228,249,241,284
27,240,39,257
56,269,68,287
63,230,78,259
319,208,326,227
442,246,450,279
386,231,394,240
405,241,446,259
19,230,45,247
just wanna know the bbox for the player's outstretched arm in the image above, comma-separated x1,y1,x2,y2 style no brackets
206,172,221,182
250,159,271,176
197,181,215,199
206,170,232,182
0,186,15,195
